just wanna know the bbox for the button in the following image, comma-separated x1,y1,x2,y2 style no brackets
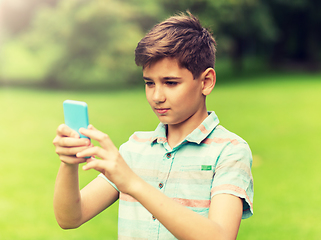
152,215,156,220
158,182,164,189
166,153,171,158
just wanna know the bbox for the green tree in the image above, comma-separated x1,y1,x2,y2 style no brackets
160,0,278,71
267,0,321,70
0,0,59,36
160,0,321,71
19,0,164,88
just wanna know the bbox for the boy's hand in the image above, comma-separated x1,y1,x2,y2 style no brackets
53,124,92,165
77,125,139,194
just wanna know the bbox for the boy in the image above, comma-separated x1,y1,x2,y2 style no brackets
53,12,253,240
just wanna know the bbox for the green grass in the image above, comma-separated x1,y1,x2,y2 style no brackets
0,72,321,239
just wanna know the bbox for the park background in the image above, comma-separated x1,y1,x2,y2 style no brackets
0,0,320,239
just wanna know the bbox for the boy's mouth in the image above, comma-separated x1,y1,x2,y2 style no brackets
155,108,169,114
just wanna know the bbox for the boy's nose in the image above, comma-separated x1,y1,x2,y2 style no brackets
152,86,166,103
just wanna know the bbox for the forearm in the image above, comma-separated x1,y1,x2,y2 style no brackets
53,162,83,229
130,179,226,240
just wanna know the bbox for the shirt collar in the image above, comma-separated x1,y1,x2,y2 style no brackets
150,111,219,146
150,122,168,145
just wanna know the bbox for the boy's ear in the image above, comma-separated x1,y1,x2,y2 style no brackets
201,68,216,96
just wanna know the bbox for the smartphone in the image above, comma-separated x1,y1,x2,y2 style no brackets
63,100,90,139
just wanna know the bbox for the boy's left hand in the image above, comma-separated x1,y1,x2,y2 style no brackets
77,125,139,194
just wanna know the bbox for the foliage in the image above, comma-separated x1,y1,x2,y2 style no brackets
31,0,162,88
267,0,321,68
161,0,321,70
160,0,278,70
0,0,320,88
2,0,164,88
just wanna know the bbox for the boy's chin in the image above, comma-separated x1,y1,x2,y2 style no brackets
158,118,170,125
158,118,182,126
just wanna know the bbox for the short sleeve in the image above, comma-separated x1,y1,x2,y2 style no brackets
98,173,118,191
211,142,254,219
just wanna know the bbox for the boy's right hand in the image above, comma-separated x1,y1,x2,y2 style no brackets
53,124,92,165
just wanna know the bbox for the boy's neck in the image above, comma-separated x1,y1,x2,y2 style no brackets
166,108,209,149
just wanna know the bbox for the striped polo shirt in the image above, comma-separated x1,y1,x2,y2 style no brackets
99,111,254,239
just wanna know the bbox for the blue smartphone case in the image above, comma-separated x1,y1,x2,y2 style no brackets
63,100,89,139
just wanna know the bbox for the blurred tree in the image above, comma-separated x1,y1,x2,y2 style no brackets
160,0,278,71
11,0,164,88
268,0,321,70
1,0,320,88
160,0,321,71
0,0,59,35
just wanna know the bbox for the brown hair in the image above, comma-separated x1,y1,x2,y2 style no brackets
135,12,217,79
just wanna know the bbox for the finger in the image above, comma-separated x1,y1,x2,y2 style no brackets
53,135,90,148
79,128,115,150
57,137,91,147
57,124,79,138
59,154,87,165
76,146,107,159
56,145,91,157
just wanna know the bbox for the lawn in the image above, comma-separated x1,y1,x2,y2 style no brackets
0,72,320,239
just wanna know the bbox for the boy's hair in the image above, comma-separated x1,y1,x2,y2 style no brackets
135,12,217,79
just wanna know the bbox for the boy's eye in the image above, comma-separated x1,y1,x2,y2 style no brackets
165,81,178,86
144,81,154,87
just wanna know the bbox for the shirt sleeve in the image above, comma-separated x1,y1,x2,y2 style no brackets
97,173,118,191
211,142,254,219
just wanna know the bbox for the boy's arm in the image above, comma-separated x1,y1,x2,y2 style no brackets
79,126,243,240
53,124,119,229
130,178,242,240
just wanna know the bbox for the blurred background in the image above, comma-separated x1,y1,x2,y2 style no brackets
0,0,321,239
1,0,320,89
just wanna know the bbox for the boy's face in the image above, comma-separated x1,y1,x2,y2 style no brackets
143,57,206,128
